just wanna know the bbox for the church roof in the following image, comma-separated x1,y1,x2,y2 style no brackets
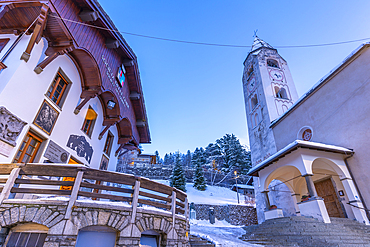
250,36,274,53
247,140,353,176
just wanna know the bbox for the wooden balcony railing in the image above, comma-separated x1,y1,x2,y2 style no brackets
0,163,188,226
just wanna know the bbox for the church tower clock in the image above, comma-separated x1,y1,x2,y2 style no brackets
242,36,299,221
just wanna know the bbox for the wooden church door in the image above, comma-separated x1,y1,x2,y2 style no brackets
315,178,345,218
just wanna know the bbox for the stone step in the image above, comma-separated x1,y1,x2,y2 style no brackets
189,235,215,247
241,216,370,247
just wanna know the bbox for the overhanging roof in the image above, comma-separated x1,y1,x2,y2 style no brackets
247,140,354,176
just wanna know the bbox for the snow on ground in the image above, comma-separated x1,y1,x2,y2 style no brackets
154,180,255,206
190,219,261,247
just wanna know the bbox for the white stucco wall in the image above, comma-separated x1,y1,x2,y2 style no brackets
0,34,119,171
271,46,370,211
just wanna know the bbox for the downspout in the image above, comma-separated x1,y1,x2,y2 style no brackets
344,153,370,220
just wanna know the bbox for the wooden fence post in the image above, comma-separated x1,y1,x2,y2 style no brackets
65,171,84,219
0,167,21,205
171,191,176,227
130,180,140,224
184,197,189,221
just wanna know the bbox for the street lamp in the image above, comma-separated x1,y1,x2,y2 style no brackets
234,170,240,204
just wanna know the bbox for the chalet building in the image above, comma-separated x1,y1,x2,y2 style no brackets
0,1,189,247
243,36,370,226
0,0,150,172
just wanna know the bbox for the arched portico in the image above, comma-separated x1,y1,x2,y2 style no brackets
249,140,369,225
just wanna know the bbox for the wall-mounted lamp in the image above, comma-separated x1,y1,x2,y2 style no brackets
107,100,116,109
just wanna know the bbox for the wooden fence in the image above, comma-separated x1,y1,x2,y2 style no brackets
0,163,188,226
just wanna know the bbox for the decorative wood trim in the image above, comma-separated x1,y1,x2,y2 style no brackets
98,123,113,140
34,47,74,74
21,3,49,62
74,95,95,114
0,62,7,71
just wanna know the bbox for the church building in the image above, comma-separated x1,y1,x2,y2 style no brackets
0,0,150,171
243,36,369,225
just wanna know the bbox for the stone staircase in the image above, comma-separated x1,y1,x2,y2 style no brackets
241,216,370,246
189,235,216,247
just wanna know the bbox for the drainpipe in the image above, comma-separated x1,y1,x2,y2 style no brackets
344,153,370,220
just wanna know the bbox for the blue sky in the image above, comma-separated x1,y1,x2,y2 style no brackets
99,0,370,156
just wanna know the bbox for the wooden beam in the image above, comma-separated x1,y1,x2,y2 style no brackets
20,3,49,62
130,180,140,224
0,62,7,71
171,191,176,227
65,170,84,219
74,94,95,114
0,167,20,205
98,123,113,140
34,46,74,74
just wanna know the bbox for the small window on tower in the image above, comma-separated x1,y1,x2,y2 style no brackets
246,65,254,79
267,59,279,68
251,94,258,110
275,87,288,99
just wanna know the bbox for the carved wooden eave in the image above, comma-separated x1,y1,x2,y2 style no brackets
0,0,150,145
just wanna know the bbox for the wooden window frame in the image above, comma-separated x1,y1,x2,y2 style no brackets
13,132,43,163
81,106,97,138
0,38,10,53
103,131,114,157
46,71,70,107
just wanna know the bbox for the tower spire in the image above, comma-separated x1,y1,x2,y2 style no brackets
250,35,274,52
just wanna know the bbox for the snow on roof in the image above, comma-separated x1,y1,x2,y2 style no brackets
232,184,254,189
248,140,354,176
270,42,370,127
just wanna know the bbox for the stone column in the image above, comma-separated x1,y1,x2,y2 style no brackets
303,174,318,198
261,190,270,210
341,178,369,225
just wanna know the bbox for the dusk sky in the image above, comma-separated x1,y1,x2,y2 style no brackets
99,0,370,156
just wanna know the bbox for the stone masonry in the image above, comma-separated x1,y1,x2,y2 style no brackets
0,199,189,247
193,204,257,226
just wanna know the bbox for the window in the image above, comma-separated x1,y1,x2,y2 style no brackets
82,107,97,137
103,131,114,156
0,38,10,53
4,223,48,247
267,59,279,68
250,94,258,110
13,132,42,163
46,71,69,107
275,87,288,99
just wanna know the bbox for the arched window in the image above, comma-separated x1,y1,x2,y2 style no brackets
267,59,279,68
276,87,288,99
76,226,117,247
140,230,161,247
251,94,258,110
4,223,48,247
254,113,259,126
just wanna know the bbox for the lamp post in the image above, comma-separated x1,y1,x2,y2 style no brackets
234,171,240,204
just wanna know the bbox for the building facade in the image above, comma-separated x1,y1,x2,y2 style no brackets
244,37,369,225
0,0,150,172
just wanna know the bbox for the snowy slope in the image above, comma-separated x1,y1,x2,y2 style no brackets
154,180,254,206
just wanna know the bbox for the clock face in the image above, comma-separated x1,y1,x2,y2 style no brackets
248,77,256,92
269,69,284,81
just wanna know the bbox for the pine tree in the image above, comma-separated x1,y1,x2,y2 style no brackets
216,134,251,175
192,148,207,191
170,152,186,192
154,150,161,164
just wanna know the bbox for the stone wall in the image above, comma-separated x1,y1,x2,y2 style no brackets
0,200,189,247
193,204,257,226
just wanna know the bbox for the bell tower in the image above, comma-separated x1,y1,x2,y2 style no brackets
242,36,299,167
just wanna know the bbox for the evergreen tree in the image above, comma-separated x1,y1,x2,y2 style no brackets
154,150,161,164
163,153,171,166
185,150,192,168
215,134,251,175
170,152,186,192
192,148,207,191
